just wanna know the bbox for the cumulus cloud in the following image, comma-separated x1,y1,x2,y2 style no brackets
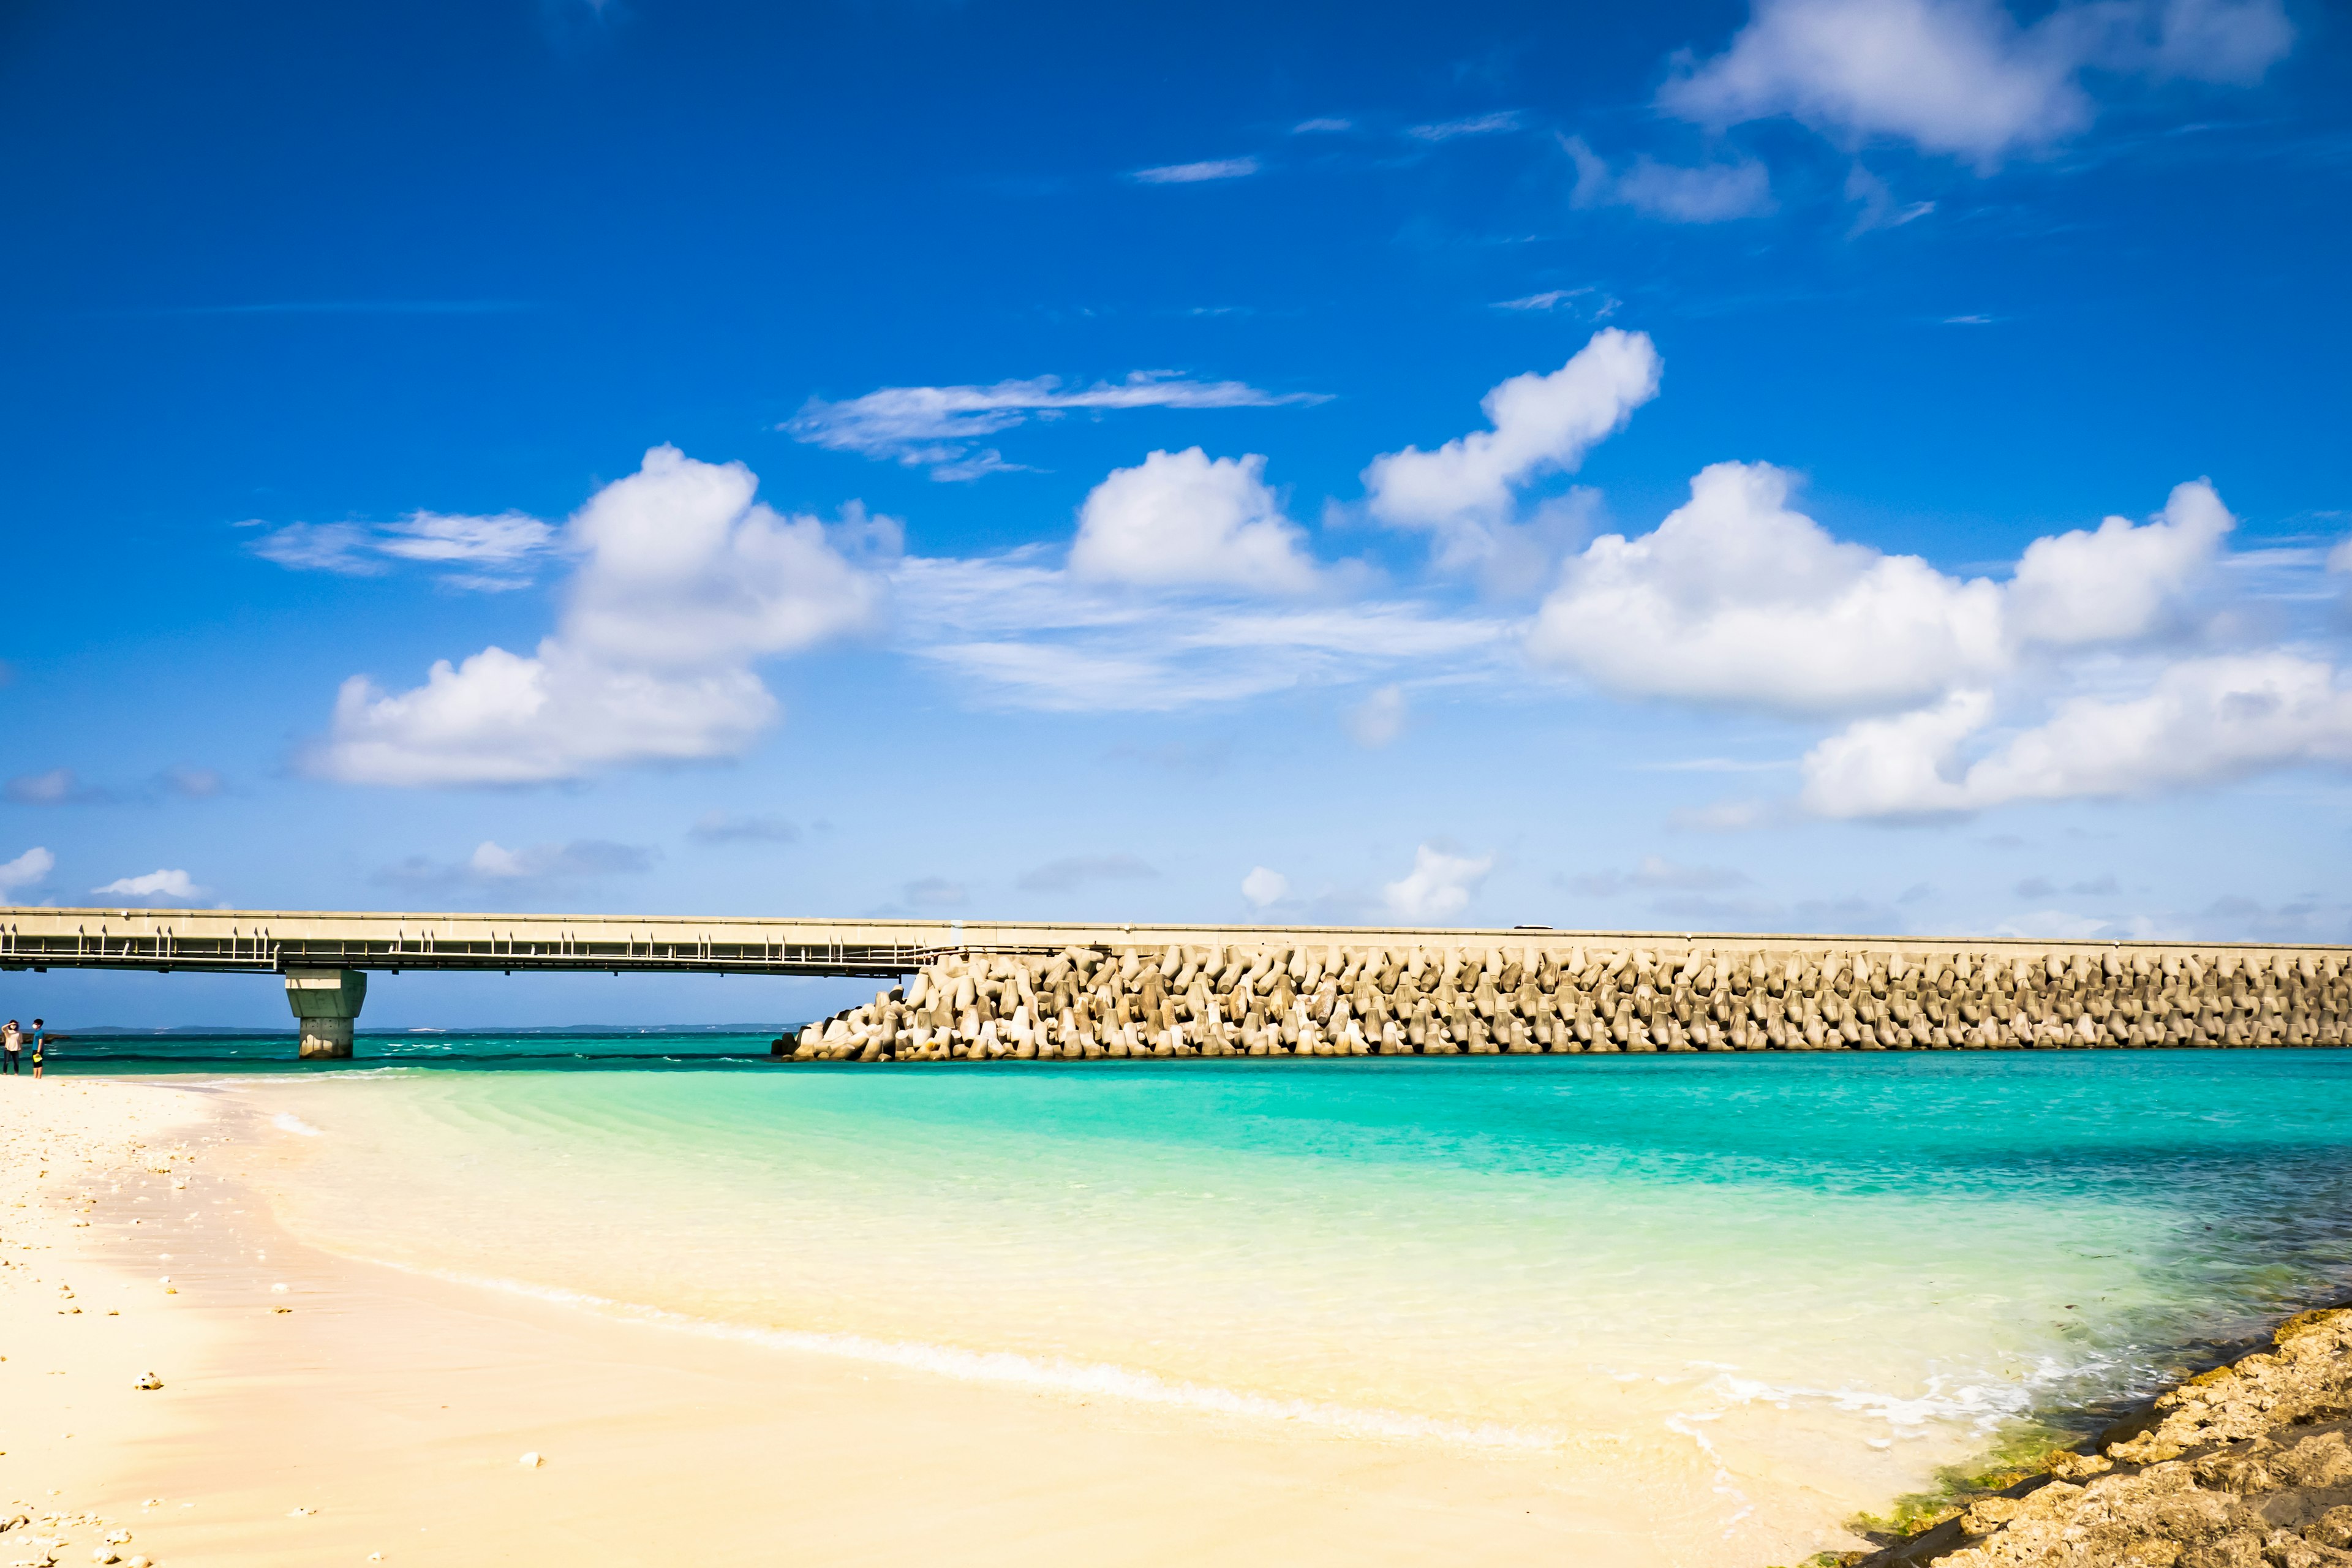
1801,654,2352,816
2006,480,2233,644
1362,328,1662,570
1068,448,1320,593
249,510,556,589
1528,466,2234,717
1660,0,2294,166
0,846,55,896
784,372,1321,480
1383,843,1493,921
307,445,889,786
93,868,203,900
1345,684,1409,748
1130,157,1260,184
1563,137,1774,222
1017,854,1159,892
1241,866,1291,908
1530,461,2007,714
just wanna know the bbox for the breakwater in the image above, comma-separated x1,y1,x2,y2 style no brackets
781,938,2352,1062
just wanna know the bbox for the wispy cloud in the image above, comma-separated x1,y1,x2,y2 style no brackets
1564,137,1773,223
895,552,1512,712
687,810,799,845
378,839,657,893
247,510,555,589
1131,157,1260,184
4,766,225,805
1291,118,1353,134
785,372,1325,480
7,768,114,805
1491,287,1618,317
1408,111,1525,141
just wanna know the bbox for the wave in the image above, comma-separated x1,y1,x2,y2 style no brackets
367,1257,1567,1452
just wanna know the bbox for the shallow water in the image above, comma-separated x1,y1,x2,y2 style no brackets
143,1047,2352,1537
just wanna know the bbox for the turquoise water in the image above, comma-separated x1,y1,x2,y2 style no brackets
208,1048,2352,1546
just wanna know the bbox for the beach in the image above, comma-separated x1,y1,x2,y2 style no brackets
7,1048,2352,1566
0,1076,1755,1567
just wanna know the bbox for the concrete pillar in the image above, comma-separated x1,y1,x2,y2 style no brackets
285,968,367,1060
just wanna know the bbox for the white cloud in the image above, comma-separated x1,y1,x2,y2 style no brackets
1528,465,2237,720
784,372,1322,480
1659,0,2294,167
372,511,554,566
1292,118,1353,134
1345,684,1409,748
1564,137,1774,223
1408,111,1525,140
0,846,54,896
1493,288,1593,312
250,522,382,575
2328,537,2352,576
895,551,1510,712
1530,461,2007,715
1068,448,1320,594
94,868,202,900
1131,157,1260,184
1801,655,2352,816
307,446,888,786
2006,479,2233,645
1241,866,1291,908
1362,328,1662,568
250,510,556,589
1383,843,1493,921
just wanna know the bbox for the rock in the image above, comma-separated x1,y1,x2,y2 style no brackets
131,1372,161,1390
520,1451,543,1467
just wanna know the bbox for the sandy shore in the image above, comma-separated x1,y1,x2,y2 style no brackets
0,1076,1853,1567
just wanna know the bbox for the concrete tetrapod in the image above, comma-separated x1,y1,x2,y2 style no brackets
775,942,2352,1063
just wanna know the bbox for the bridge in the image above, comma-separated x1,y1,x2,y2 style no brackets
4,904,2348,1060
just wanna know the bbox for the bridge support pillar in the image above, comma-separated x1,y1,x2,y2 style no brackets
286,968,367,1060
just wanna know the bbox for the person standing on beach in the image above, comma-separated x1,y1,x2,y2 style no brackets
28,1019,44,1079
2,1019,19,1074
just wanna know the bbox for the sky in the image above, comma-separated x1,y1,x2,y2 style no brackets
2,0,2348,1030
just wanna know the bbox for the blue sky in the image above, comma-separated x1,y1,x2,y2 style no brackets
2,0,2348,1028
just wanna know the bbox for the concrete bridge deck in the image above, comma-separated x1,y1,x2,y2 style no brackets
5,905,2346,1059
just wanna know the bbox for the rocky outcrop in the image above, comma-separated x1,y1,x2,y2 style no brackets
775,941,2352,1063
1850,1307,2352,1568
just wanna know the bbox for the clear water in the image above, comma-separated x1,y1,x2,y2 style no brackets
114,1044,2352,1544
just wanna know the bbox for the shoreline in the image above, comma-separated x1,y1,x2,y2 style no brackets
1841,1302,2352,1568
9,1072,2346,1566
0,1077,1787,1566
